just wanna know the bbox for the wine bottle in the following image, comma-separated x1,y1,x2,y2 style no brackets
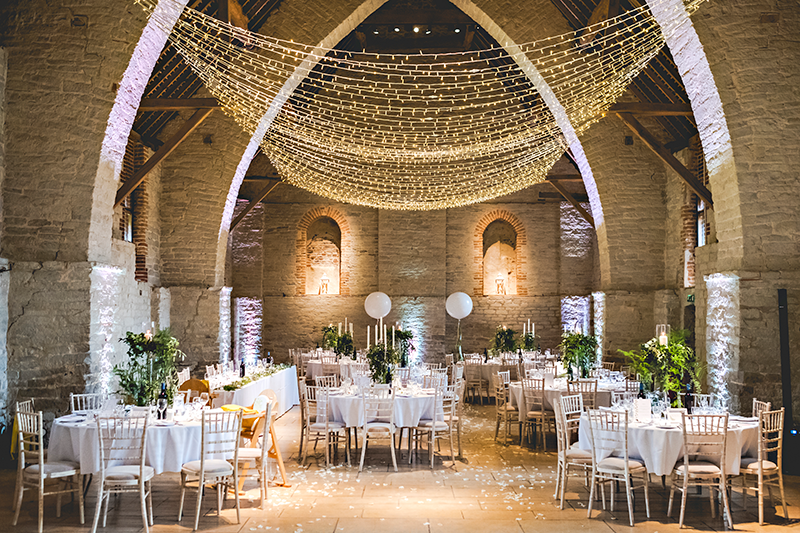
267,351,273,365
239,358,246,378
637,381,646,399
158,383,168,420
483,348,489,363
685,381,693,414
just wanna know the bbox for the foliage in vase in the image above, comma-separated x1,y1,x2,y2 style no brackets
222,364,290,391
366,344,399,384
522,332,540,351
394,329,415,367
559,331,598,379
490,326,517,355
321,325,338,351
618,329,703,405
336,332,355,358
113,329,185,406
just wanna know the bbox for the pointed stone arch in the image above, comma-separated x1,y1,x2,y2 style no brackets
474,210,527,297
296,207,352,296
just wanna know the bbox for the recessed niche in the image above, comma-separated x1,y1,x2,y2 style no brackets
483,219,516,295
305,216,341,295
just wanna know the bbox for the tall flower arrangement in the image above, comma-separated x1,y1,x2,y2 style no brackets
559,331,598,379
366,344,399,384
490,326,517,355
113,329,185,406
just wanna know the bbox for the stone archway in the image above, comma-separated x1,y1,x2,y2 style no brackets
296,207,352,296
474,210,527,297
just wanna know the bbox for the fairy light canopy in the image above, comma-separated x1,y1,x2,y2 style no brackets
135,0,708,210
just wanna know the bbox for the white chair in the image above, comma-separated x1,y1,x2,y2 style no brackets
70,392,104,413
177,367,191,385
567,379,598,411
492,373,519,445
740,407,788,524
452,363,464,383
553,399,591,509
300,384,348,468
410,383,456,468
464,358,489,404
360,384,398,472
12,411,84,533
668,413,732,529
752,398,771,418
315,374,339,389
16,398,35,413
586,409,650,527
521,377,554,449
91,415,153,533
178,409,242,530
235,400,273,509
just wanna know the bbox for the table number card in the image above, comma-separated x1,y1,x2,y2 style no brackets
635,399,652,423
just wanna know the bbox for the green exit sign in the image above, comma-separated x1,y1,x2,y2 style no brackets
687,294,695,303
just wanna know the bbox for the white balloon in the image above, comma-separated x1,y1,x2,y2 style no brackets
364,292,392,319
446,292,473,320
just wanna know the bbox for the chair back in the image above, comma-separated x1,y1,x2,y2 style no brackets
521,378,545,414
423,373,447,390
177,367,191,385
497,370,511,386
452,363,464,382
96,415,148,477
620,364,632,378
492,374,508,412
757,408,784,469
16,411,45,470
423,362,442,371
394,367,410,381
553,401,567,455
680,413,728,468
201,409,242,466
315,374,339,389
321,355,337,365
16,398,35,414
567,379,598,410
445,354,454,367
752,398,771,418
251,400,274,463
463,360,483,384
559,394,584,444
601,361,616,371
440,383,458,424
70,392,104,413
586,409,630,468
362,384,394,427
625,379,640,393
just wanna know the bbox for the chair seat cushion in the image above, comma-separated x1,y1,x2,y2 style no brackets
565,448,592,462
526,410,553,419
674,461,720,476
25,461,80,477
597,457,644,471
741,457,778,471
181,459,233,475
417,420,450,430
309,421,345,432
499,404,517,412
237,447,264,460
106,465,155,482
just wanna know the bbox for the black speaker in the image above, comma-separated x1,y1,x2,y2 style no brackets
778,289,800,475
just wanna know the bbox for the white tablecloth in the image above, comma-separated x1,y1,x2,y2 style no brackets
508,382,615,422
577,415,759,476
48,416,231,475
328,392,435,428
306,360,360,381
212,366,299,416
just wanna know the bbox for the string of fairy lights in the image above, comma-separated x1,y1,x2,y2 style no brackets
135,0,708,210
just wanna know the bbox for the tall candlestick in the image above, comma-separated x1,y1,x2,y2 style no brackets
375,323,379,345
350,322,353,337
345,317,348,331
531,322,535,337
523,323,526,336
392,326,396,349
338,322,342,336
367,325,370,349
384,324,387,351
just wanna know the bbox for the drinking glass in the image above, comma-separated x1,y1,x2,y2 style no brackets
157,398,168,420
199,392,210,406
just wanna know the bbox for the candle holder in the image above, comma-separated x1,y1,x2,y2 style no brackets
656,324,671,346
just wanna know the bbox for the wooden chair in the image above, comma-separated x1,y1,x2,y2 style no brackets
553,398,591,509
586,409,650,527
410,383,456,469
235,400,273,509
568,379,598,411
91,415,153,533
464,358,489,404
178,409,242,530
360,385,398,471
12,411,84,533
492,373,519,445
178,379,211,405
521,377,554,449
70,393,104,413
668,413,732,529
422,373,447,390
300,384,348,468
752,398,771,418
16,398,35,413
740,408,788,524
601,361,616,371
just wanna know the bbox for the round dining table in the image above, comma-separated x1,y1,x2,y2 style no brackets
507,380,617,422
306,359,361,381
48,413,236,475
326,388,436,428
576,413,759,476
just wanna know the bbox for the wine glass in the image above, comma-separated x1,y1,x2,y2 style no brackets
199,392,210,407
157,397,168,421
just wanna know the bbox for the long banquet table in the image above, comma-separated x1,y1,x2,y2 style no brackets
576,414,759,476
212,365,299,416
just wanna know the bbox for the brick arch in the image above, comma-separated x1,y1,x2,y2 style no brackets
474,210,528,297
296,207,351,296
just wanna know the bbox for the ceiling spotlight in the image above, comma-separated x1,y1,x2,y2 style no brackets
454,27,461,33
394,27,400,32
413,26,420,33
373,29,379,35
425,29,431,34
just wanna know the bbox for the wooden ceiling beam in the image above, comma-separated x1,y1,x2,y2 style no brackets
115,108,214,208
616,112,713,208
609,102,693,116
546,174,583,181
230,180,281,230
547,180,595,229
362,10,473,25
138,98,221,111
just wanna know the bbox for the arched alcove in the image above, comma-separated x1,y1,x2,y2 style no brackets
305,217,342,295
483,219,517,295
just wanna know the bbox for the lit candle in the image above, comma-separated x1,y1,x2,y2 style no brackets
350,322,353,337
531,322,535,337
659,333,668,346
523,323,526,336
384,324,387,351
367,325,370,349
375,324,379,345
338,322,342,336
392,325,396,349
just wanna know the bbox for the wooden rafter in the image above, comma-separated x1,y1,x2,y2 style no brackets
115,108,214,207
138,98,221,111
609,102,693,116
615,112,713,208
579,0,620,46
546,179,595,229
230,180,281,230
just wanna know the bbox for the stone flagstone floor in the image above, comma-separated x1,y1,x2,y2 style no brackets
3,402,800,532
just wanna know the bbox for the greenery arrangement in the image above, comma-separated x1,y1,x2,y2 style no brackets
222,363,290,391
559,331,598,379
113,329,185,406
490,326,518,355
522,332,540,351
618,329,703,405
321,325,355,358
321,325,338,351
366,343,399,384
395,329,415,367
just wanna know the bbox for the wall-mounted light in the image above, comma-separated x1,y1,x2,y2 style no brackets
495,274,506,295
319,272,329,294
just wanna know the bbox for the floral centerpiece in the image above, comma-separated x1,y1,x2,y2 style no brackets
113,328,185,406
222,363,290,391
489,325,517,356
321,325,355,358
522,332,540,351
559,331,598,379
395,328,415,367
618,329,703,405
366,344,399,384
